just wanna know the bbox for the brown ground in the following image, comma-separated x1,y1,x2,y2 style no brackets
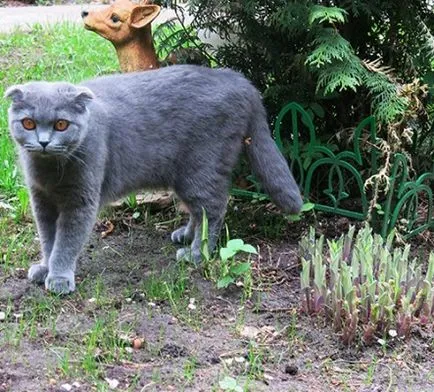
0,203,433,391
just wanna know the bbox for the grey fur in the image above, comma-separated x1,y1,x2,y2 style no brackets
5,65,302,294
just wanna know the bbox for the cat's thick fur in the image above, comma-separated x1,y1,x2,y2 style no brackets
5,65,302,294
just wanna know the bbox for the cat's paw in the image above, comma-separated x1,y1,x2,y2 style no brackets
45,270,75,295
171,226,193,244
28,263,49,284
176,247,202,265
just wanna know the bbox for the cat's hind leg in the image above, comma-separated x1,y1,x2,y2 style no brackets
175,192,228,264
171,216,195,244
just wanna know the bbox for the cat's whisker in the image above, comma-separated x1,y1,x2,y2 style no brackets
67,151,90,171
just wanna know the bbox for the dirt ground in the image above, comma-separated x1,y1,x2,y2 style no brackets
0,203,434,392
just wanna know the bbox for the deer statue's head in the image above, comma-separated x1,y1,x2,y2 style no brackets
82,0,161,46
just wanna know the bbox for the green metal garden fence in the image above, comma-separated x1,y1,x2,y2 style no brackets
231,102,434,239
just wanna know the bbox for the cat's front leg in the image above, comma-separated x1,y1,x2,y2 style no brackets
45,202,98,294
28,190,58,284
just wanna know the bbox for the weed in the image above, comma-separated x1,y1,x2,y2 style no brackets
141,263,188,303
80,312,131,377
127,193,138,209
246,341,264,381
286,310,299,347
364,355,377,385
200,211,257,297
59,349,72,377
183,356,198,384
286,201,315,223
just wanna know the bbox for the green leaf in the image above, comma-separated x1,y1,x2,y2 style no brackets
217,276,235,289
310,103,325,118
287,214,301,222
239,244,257,254
201,208,209,241
230,262,251,276
219,376,238,390
227,239,244,250
301,202,315,212
220,247,237,261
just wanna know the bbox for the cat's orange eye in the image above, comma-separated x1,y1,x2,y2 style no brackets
54,119,69,132
21,118,36,131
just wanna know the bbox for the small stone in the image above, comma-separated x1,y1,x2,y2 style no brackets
0,312,6,321
132,338,144,349
264,373,274,381
48,379,56,386
125,298,132,303
61,384,73,391
377,338,386,346
239,325,260,340
285,364,298,376
223,358,234,366
72,382,81,388
187,298,196,310
125,347,134,353
105,378,119,389
88,298,96,303
388,329,397,338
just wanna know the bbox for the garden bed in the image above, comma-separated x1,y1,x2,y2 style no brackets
1,205,434,391
0,204,434,391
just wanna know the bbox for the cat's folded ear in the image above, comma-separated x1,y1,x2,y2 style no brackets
4,85,24,102
73,86,95,112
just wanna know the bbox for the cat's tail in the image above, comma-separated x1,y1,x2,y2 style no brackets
245,108,303,214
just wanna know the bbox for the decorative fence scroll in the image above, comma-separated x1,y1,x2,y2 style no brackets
231,102,434,239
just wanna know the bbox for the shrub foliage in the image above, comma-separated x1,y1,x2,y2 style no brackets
166,0,434,173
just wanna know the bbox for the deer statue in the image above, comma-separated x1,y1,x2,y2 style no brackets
81,0,161,72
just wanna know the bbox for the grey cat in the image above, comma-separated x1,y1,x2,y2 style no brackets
5,65,302,295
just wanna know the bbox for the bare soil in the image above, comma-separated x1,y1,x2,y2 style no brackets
0,204,433,391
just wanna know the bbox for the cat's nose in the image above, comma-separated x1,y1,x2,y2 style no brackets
39,141,49,149
81,10,89,18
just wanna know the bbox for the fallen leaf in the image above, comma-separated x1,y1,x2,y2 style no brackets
101,220,114,238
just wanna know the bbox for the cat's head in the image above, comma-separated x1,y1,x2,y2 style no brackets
5,82,94,158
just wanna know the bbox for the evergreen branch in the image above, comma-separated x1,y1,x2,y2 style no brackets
309,5,348,26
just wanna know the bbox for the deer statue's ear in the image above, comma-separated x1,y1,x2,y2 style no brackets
129,5,160,29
